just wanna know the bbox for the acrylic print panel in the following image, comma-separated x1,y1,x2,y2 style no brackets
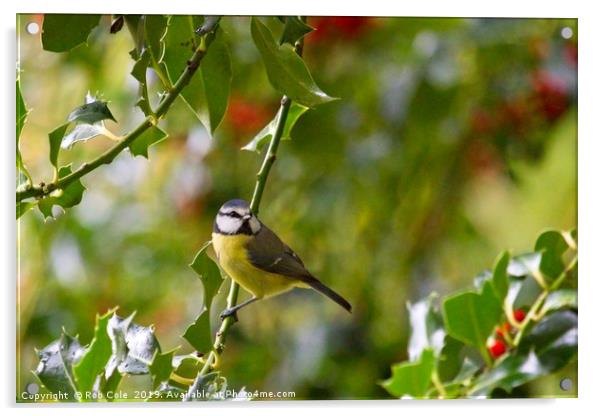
16,14,577,402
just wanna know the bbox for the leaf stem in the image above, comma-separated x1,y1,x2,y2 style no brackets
15,22,220,203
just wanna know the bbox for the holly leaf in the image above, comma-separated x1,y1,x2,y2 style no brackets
149,348,177,390
250,17,335,108
280,16,314,45
442,280,503,362
242,102,309,153
128,125,168,158
535,230,570,280
42,14,102,52
518,310,577,372
48,123,70,168
130,49,153,116
72,310,114,396
380,349,435,398
469,351,544,396
184,371,220,401
540,289,577,316
507,252,542,277
37,165,86,219
105,313,160,377
35,332,84,401
190,241,224,308
182,308,212,354
144,15,168,65
163,17,231,135
67,96,117,125
17,79,32,181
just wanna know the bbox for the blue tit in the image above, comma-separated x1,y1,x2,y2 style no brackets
211,199,352,319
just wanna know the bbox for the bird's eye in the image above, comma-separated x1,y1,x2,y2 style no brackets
228,211,241,218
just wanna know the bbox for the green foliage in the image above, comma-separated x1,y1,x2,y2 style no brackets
250,17,335,107
383,229,577,398
35,332,83,401
48,123,70,170
41,14,102,52
182,308,212,353
37,165,86,219
280,16,314,46
128,125,168,158
16,79,32,187
243,102,309,152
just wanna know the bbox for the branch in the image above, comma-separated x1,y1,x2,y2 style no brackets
197,22,306,377
16,19,221,203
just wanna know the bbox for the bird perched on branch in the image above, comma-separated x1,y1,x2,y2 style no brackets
212,199,352,319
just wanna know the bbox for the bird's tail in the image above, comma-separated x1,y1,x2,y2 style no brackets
302,275,352,313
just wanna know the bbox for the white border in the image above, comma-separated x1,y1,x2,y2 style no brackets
3,1,601,416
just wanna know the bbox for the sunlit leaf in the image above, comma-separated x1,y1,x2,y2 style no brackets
61,123,108,149
17,201,36,219
189,241,224,308
48,123,70,168
442,280,503,362
380,349,435,398
540,289,577,316
42,14,102,52
407,293,445,360
128,125,168,158
535,230,570,280
182,308,212,354
149,348,177,389
37,165,86,219
250,17,335,107
35,332,84,401
73,310,114,396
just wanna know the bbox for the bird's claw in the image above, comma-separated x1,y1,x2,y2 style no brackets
220,308,238,322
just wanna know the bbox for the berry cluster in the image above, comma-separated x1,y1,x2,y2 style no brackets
487,308,527,359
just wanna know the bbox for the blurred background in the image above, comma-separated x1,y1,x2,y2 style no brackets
17,16,577,399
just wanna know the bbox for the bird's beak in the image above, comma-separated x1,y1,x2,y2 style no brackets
243,214,251,221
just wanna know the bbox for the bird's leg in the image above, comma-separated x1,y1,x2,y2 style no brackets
220,296,259,321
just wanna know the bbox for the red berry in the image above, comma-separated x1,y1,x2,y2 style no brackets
495,322,511,338
513,308,526,323
488,338,507,358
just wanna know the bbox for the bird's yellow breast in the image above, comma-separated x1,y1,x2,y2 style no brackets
212,232,298,299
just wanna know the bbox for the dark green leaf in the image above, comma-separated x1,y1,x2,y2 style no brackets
61,124,107,149
442,281,502,361
17,201,37,219
100,371,122,401
37,165,86,219
200,27,232,133
535,230,570,280
242,102,309,153
42,14,102,52
128,125,168,158
518,310,577,372
149,348,177,389
438,336,465,382
163,17,231,135
469,351,544,396
16,79,31,180
182,308,212,354
250,17,335,107
380,349,435,398
189,241,224,308
280,16,314,45
540,289,577,316
105,313,160,377
72,310,114,395
67,97,117,125
491,251,509,302
130,49,153,116
35,332,84,401
172,355,204,380
407,293,445,360
48,123,70,168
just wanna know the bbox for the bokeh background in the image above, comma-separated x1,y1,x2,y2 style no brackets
17,16,577,399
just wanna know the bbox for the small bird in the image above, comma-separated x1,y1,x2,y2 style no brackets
211,199,352,319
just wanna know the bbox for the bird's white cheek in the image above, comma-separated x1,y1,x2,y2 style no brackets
217,216,240,234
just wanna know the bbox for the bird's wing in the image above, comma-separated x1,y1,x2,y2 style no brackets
245,224,310,279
